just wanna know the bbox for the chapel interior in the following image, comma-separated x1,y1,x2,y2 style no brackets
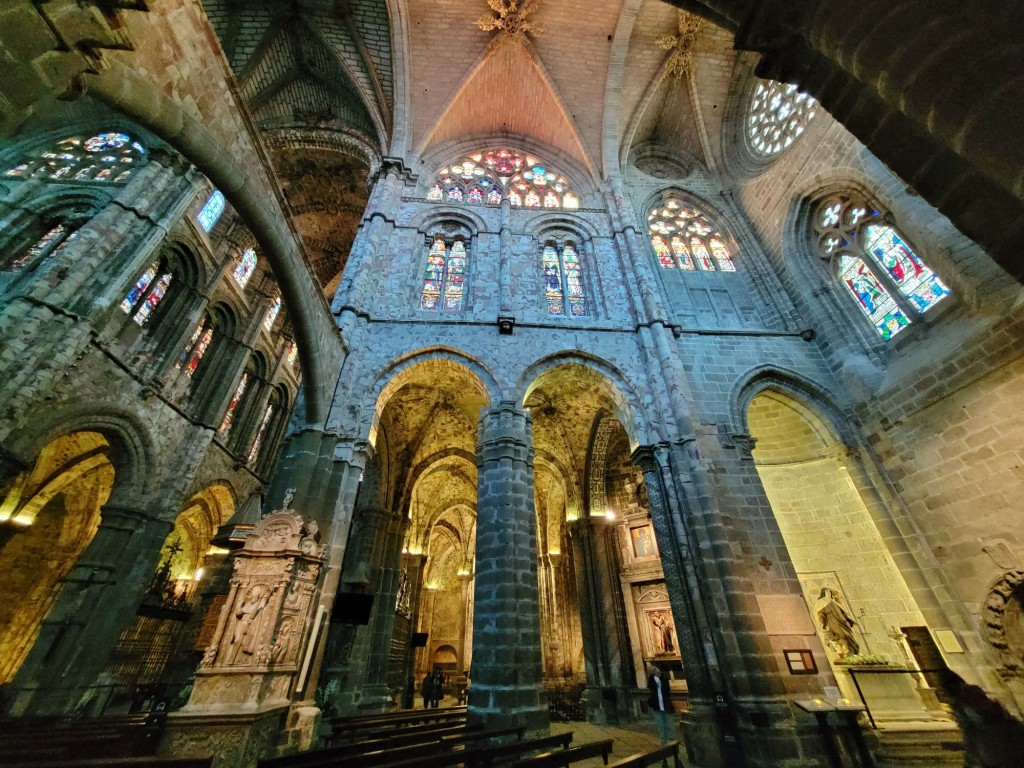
1,1,1024,767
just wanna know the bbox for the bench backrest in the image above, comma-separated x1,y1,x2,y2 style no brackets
605,741,681,768
510,738,614,768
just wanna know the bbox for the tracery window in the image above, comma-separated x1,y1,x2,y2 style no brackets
177,316,215,377
2,131,145,185
419,236,467,312
648,197,737,272
813,194,951,341
430,149,579,210
264,295,282,331
747,80,818,158
232,248,257,289
197,191,225,233
120,259,173,326
542,241,588,317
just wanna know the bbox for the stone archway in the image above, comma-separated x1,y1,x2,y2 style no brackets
0,432,114,685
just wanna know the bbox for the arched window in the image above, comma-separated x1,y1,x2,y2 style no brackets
5,223,80,272
813,194,952,341
430,149,579,210
247,387,287,469
197,190,225,233
218,373,249,437
746,80,818,158
542,241,588,317
2,131,146,185
232,248,257,289
120,259,173,326
648,196,737,272
264,295,282,331
176,316,215,377
419,236,467,312
287,342,298,370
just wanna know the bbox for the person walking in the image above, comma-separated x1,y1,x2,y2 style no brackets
420,675,431,709
430,669,444,708
647,665,675,744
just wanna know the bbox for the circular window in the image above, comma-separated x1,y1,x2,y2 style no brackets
746,80,818,158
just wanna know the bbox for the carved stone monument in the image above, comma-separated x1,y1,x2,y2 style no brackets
160,498,324,767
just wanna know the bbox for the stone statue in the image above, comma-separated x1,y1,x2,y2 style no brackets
815,587,860,657
283,487,296,509
230,584,272,664
650,610,677,654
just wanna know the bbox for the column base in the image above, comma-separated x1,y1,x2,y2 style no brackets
159,705,289,768
468,685,549,738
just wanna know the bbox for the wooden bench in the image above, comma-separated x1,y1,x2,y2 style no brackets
510,739,614,768
0,714,167,762
1,759,212,768
331,709,468,741
331,718,469,746
605,742,683,768
376,732,573,768
259,725,532,768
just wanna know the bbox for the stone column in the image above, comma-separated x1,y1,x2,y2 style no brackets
5,504,172,716
457,572,473,676
469,402,547,734
568,517,632,723
498,197,513,321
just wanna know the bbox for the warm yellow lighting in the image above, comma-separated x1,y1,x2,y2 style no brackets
605,510,616,520
206,546,229,555
457,567,471,577
426,582,439,591
548,549,561,556
9,516,33,527
194,568,204,581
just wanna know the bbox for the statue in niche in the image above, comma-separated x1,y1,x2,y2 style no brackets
650,610,677,654
815,587,860,657
230,583,273,664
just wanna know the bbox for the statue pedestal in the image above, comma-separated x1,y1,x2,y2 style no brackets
837,665,932,723
159,706,289,768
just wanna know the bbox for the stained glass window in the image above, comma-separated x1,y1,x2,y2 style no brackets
218,373,249,436
747,80,818,158
648,197,737,272
232,248,257,289
2,131,145,185
864,224,951,313
543,242,588,317
839,255,908,341
248,404,275,464
287,342,298,369
177,320,214,376
420,236,467,312
264,295,281,331
813,194,951,340
430,149,579,209
120,260,173,326
197,190,225,233
8,224,78,271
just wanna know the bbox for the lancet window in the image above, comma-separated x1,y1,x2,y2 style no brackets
121,259,173,326
419,236,467,312
2,131,145,185
232,248,257,289
648,197,737,272
429,149,579,210
542,241,588,317
5,224,80,272
812,194,952,341
218,373,249,437
747,80,818,158
177,316,215,377
197,191,225,233
264,295,282,331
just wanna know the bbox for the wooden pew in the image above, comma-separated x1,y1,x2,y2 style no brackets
331,709,468,741
258,724,534,768
331,719,469,746
374,731,573,768
510,739,614,768
1,759,212,768
0,714,167,762
604,741,683,768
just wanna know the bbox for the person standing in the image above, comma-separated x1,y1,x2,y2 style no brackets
647,665,675,744
421,675,431,709
430,669,444,708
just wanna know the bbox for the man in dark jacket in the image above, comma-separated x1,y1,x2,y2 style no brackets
647,665,675,744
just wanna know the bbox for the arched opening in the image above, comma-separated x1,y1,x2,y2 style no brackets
525,362,666,723
747,389,944,722
320,356,490,716
0,432,114,684
104,484,235,711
